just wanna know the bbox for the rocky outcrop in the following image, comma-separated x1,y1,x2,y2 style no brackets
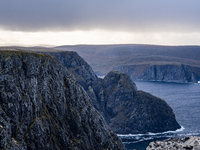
115,64,200,83
43,51,180,134
0,51,125,150
147,136,200,150
90,71,181,134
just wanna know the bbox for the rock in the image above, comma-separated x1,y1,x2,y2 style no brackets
44,51,98,91
147,136,200,150
101,71,137,122
42,51,180,134
0,51,125,150
91,71,181,134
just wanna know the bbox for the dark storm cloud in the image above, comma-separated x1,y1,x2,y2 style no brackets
0,0,200,32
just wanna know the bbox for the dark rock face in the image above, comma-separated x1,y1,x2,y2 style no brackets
116,64,200,83
123,91,180,133
90,71,180,134
102,71,137,122
45,52,180,134
0,51,125,150
44,51,98,91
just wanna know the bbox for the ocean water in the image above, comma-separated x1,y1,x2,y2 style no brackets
118,81,200,150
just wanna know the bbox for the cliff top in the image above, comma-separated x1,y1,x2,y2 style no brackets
0,46,64,52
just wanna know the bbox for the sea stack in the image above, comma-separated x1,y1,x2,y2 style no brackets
89,71,181,134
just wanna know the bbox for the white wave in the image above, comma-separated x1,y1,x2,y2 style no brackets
117,126,185,137
179,132,200,137
98,75,105,79
148,126,185,135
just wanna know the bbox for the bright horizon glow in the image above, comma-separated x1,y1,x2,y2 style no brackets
0,29,200,47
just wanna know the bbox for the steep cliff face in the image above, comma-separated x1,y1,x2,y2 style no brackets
116,64,200,83
44,51,98,91
90,71,180,134
44,51,180,134
0,51,125,150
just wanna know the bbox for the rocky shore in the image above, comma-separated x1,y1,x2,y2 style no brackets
147,136,200,150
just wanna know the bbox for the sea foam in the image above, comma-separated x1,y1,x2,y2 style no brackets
117,126,185,137
118,126,185,144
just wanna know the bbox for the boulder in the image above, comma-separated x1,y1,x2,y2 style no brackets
147,136,200,150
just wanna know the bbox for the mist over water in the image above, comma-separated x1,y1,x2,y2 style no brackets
119,81,200,150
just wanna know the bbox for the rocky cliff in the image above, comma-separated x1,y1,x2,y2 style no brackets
55,44,200,83
0,51,125,150
115,64,200,83
89,71,181,134
44,51,181,134
44,51,98,91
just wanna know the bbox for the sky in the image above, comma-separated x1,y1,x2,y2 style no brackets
0,0,200,46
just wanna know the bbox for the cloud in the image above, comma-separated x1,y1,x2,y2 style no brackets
0,0,200,33
1,29,200,47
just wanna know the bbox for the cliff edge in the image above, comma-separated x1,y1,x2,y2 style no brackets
45,51,181,134
0,51,125,150
44,51,98,91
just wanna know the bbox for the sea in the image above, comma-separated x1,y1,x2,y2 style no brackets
118,81,200,150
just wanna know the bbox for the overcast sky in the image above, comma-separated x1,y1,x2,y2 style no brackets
0,0,200,46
